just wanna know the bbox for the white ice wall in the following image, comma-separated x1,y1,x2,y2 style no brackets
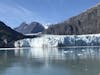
14,34,100,48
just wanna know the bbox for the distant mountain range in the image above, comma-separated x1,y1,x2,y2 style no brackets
0,21,24,47
14,22,45,34
43,3,100,35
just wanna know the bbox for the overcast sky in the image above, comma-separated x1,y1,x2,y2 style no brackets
0,0,99,28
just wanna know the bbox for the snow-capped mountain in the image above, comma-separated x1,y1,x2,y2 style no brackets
43,24,49,29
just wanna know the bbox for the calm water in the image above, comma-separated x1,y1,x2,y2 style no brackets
0,47,100,75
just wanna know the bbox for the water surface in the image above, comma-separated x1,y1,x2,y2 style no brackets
0,47,100,75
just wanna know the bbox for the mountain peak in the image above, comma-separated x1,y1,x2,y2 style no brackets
15,22,45,34
30,22,40,25
95,3,100,7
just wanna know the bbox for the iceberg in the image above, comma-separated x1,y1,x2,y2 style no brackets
15,34,100,48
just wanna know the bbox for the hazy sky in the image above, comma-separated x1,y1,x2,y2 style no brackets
0,0,99,28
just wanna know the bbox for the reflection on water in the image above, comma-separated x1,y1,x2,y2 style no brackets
0,47,100,75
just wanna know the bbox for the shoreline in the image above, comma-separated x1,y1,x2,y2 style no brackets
0,46,100,50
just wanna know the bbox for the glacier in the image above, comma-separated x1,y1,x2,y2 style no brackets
15,34,100,48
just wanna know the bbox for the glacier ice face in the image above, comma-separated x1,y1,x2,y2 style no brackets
15,34,100,48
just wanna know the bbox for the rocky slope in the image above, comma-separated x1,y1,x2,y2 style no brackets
15,22,45,34
0,21,24,48
43,3,100,35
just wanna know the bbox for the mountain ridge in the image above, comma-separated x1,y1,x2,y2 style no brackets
14,22,45,34
43,3,100,35
0,21,24,47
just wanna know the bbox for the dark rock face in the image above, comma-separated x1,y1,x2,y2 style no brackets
0,21,24,48
43,3,100,35
14,22,28,34
15,22,45,34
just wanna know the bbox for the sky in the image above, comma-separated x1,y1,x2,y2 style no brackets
0,0,99,28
